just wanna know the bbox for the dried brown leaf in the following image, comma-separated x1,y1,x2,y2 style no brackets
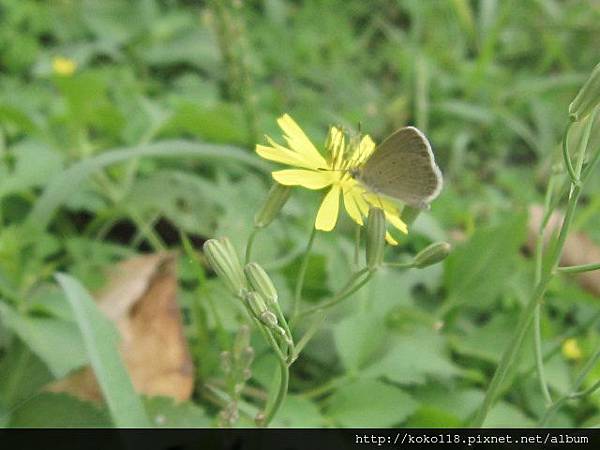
48,253,194,402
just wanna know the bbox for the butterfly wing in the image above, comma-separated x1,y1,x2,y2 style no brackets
357,127,442,208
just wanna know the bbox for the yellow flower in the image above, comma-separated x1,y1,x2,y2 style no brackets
256,114,408,244
562,338,582,361
52,57,77,76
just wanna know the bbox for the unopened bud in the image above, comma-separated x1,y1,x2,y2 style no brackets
413,242,451,268
255,412,266,427
203,238,247,296
366,207,386,269
220,351,232,374
233,325,251,359
569,62,600,122
245,290,267,316
254,183,292,228
240,347,255,369
245,262,278,307
245,291,282,334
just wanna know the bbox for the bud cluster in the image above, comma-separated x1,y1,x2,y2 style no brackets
218,325,254,427
203,238,291,343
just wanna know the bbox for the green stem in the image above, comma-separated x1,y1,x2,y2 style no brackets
472,186,584,427
569,379,600,400
262,358,289,427
272,302,294,360
558,262,600,274
539,345,600,426
473,109,598,426
291,226,317,320
384,261,415,269
533,305,552,405
518,310,600,381
290,314,326,363
562,121,578,185
296,269,373,319
245,227,260,265
532,175,556,406
300,375,348,400
353,224,361,270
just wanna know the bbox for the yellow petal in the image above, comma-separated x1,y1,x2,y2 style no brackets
278,114,328,168
329,127,346,169
354,190,372,217
272,169,334,190
256,144,316,170
315,185,341,231
385,211,408,234
349,134,376,165
342,183,364,226
385,231,399,245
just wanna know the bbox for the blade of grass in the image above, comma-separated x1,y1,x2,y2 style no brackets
27,140,268,231
55,273,151,428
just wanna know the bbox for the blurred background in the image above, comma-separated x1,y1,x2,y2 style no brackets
1,0,600,427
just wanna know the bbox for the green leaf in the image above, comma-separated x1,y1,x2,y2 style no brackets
0,303,87,378
8,392,110,427
55,273,151,427
483,402,534,428
411,385,484,425
444,213,527,311
333,311,387,373
272,395,325,427
405,405,463,427
326,379,417,427
0,139,63,197
365,329,461,385
144,397,211,428
0,339,53,411
450,313,520,364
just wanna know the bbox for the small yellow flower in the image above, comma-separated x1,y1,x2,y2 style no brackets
256,114,408,244
52,57,77,76
562,338,583,361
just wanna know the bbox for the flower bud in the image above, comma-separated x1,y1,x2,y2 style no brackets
203,238,247,296
244,262,278,307
366,207,386,269
240,347,255,370
233,325,251,359
569,62,600,122
245,291,286,336
254,183,292,228
245,291,278,328
220,351,232,374
412,242,451,268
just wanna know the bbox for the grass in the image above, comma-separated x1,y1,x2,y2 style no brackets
0,0,600,428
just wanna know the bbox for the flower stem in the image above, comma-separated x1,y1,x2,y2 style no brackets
532,174,557,406
353,223,361,270
245,227,260,264
290,314,325,363
562,121,578,185
534,305,552,405
538,344,600,426
291,226,317,321
262,356,289,427
557,262,600,273
296,269,373,319
472,121,588,426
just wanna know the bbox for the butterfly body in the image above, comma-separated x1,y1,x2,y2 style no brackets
351,126,442,208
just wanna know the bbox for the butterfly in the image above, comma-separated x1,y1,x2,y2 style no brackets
350,126,443,209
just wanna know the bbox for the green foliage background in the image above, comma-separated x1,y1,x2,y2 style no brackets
1,0,600,427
